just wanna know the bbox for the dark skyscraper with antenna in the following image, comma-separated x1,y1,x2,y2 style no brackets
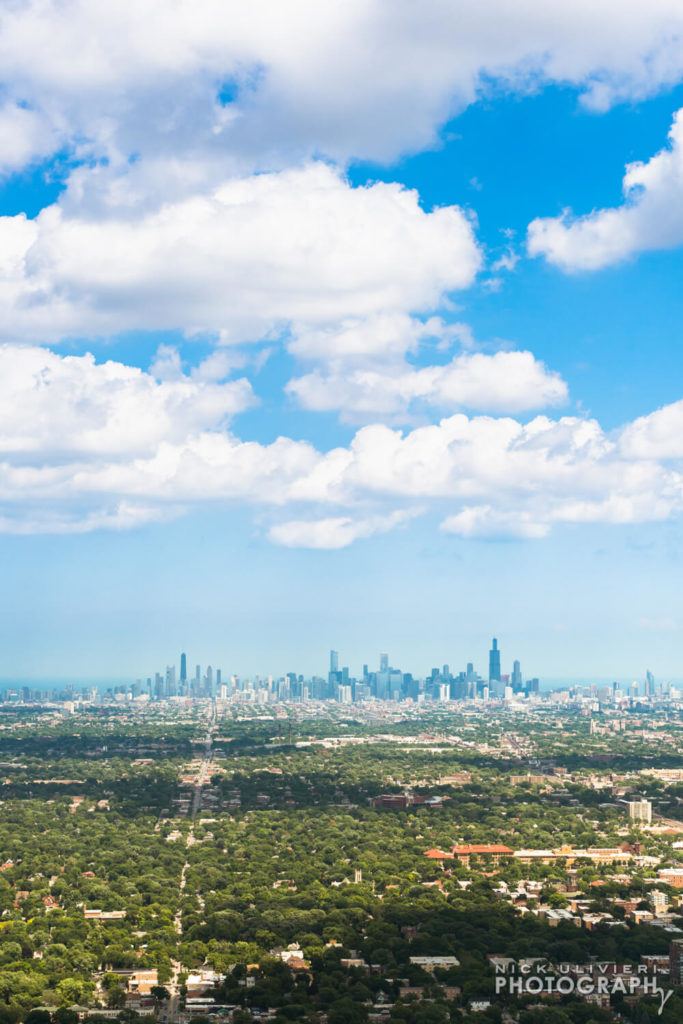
488,638,501,683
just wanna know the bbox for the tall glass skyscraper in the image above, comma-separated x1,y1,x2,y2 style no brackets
511,659,523,691
488,638,501,682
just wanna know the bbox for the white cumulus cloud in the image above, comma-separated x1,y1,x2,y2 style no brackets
619,396,683,459
3,1,683,177
441,506,551,540
528,107,683,271
0,343,254,458
287,350,568,421
0,164,481,343
268,509,418,550
0,102,61,175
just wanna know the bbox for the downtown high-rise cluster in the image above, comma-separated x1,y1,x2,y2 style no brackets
323,638,540,704
130,638,541,704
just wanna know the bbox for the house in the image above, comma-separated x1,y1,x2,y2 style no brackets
127,970,158,996
277,945,310,970
424,848,454,861
185,970,224,998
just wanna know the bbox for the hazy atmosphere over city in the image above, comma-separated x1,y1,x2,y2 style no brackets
4,3,683,678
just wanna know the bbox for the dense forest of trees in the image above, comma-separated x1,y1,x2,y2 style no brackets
0,704,677,1023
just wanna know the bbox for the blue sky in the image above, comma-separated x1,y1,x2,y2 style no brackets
3,4,683,682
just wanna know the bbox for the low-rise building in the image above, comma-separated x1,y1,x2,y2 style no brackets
409,956,460,971
658,867,683,888
451,844,514,866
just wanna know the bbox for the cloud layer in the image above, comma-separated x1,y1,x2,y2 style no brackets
4,1,683,177
3,5,683,547
2,343,683,545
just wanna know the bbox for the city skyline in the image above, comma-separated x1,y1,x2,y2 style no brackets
1,635,672,706
1,639,668,697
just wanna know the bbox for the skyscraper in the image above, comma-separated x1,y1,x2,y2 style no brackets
328,650,340,695
511,659,523,692
489,638,501,683
646,669,655,696
380,653,389,672
180,652,187,684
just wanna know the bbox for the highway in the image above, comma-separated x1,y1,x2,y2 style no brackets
163,709,216,1024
